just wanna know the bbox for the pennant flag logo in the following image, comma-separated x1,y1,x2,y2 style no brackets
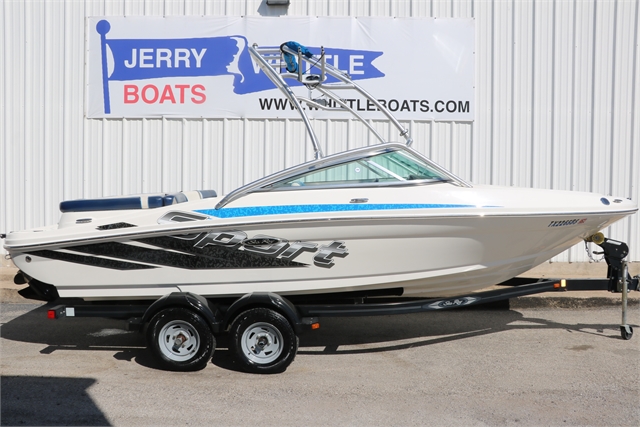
95,19,385,116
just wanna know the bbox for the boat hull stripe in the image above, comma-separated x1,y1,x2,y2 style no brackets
196,203,493,218
26,250,156,270
27,237,308,270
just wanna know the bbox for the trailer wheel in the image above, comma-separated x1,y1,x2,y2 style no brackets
147,307,215,371
229,308,298,374
620,325,633,340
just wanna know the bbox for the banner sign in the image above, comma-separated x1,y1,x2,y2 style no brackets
87,17,474,120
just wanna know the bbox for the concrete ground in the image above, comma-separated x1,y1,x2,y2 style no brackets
1,302,639,426
1,262,639,426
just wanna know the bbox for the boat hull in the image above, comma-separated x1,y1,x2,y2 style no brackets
8,210,629,300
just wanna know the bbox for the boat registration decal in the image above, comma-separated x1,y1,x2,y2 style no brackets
548,218,587,227
196,203,493,219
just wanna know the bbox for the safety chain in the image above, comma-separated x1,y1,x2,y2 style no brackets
584,240,604,263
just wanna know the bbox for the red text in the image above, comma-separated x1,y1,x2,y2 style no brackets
123,84,206,104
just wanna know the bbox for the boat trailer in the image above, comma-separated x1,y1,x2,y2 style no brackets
41,233,638,373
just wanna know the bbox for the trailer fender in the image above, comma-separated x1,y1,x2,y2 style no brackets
223,292,310,334
135,292,222,334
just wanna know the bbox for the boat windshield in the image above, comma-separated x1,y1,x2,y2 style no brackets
267,149,450,189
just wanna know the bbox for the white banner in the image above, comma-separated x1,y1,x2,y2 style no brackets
86,17,474,120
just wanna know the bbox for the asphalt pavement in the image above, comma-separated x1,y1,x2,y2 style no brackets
1,302,639,426
1,264,639,426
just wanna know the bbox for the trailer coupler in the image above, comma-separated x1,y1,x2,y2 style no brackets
587,236,637,293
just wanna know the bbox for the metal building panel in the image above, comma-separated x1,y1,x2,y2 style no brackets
437,122,460,173
31,1,50,227
141,119,164,194
201,1,229,16
432,0,454,17
161,119,184,192
552,0,576,195
0,0,6,234
410,121,432,159
102,119,125,196
163,0,186,16
183,1,207,15
511,0,534,189
243,119,266,184
611,0,636,200
327,0,350,16
223,119,246,195
283,120,312,170
1,0,639,264
369,0,391,17
83,120,103,197
361,119,379,146
43,0,66,225
122,1,145,15
202,119,226,194
137,0,167,16
344,120,366,150
590,2,616,196
392,0,412,17
181,119,204,191
232,1,250,16
490,0,514,187
3,0,26,234
572,0,597,195
449,122,472,181
608,0,639,262
122,119,145,194
348,0,369,17
262,119,288,176
452,0,474,18
531,0,554,191
22,0,45,229
303,1,328,16
472,0,493,185
632,0,640,262
411,0,430,17
4,2,27,230
325,119,350,157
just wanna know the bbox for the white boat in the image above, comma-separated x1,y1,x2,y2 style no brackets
3,42,637,302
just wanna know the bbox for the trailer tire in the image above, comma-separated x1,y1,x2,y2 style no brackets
230,308,298,374
147,307,215,371
620,325,633,340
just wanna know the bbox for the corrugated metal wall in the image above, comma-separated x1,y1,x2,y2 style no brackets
1,0,639,262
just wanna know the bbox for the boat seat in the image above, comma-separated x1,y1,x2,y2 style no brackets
59,190,217,213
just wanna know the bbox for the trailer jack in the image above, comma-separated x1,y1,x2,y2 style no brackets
604,240,636,340
588,232,638,340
